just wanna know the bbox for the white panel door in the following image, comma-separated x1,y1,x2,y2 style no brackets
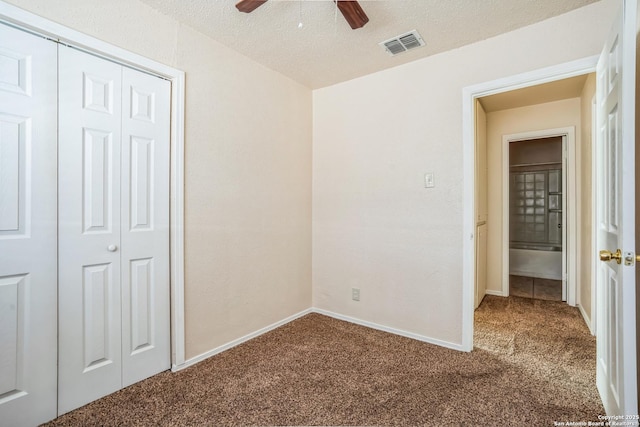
0,23,58,426
58,46,171,414
595,0,637,416
58,45,124,415
121,67,170,387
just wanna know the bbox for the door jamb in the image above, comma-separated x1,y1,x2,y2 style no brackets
501,128,576,306
461,56,598,351
589,96,597,335
0,1,187,369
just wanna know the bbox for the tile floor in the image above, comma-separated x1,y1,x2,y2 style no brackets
509,275,562,301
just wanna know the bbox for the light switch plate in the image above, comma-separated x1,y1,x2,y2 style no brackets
425,173,435,188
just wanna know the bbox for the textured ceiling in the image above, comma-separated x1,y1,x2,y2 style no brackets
138,0,599,89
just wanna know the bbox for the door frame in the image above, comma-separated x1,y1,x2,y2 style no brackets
590,95,597,336
0,2,187,369
501,128,576,305
461,56,598,351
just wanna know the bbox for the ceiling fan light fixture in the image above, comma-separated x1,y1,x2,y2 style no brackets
235,0,369,31
379,30,426,56
335,0,369,30
235,0,268,13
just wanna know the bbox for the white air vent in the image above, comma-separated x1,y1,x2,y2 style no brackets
379,30,425,56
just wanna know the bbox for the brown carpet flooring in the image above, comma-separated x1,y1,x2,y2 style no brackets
45,296,602,426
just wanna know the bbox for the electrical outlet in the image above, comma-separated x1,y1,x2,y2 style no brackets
352,287,360,301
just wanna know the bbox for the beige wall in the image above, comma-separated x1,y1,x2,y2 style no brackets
475,101,488,307
313,1,615,345
6,0,313,360
4,0,178,66
177,25,312,358
579,73,596,325
485,98,581,294
476,101,488,224
6,0,619,354
484,80,595,322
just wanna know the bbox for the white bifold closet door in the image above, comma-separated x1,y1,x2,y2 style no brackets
0,23,58,427
58,45,171,414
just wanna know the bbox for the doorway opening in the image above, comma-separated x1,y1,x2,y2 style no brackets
474,79,594,322
461,56,599,351
506,135,566,302
463,3,638,414
472,78,591,317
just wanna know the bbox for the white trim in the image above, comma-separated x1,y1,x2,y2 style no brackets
574,129,581,305
461,56,598,352
313,309,465,352
577,303,595,336
176,309,313,371
461,78,476,353
501,135,510,297
177,307,466,371
590,95,597,338
170,70,186,369
0,3,176,79
462,56,599,99
500,128,577,306
0,1,187,371
484,289,505,297
567,134,577,306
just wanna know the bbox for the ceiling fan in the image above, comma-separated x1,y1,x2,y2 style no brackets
235,0,369,29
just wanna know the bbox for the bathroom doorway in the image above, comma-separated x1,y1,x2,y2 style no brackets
507,136,566,301
500,127,576,306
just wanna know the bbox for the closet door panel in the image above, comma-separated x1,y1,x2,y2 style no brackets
0,23,58,427
121,67,171,386
58,46,123,415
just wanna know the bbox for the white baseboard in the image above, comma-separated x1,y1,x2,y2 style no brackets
173,306,467,372
312,308,464,351
173,308,313,371
484,289,505,297
577,303,594,335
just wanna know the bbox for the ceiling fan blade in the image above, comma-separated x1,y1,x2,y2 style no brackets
236,0,268,13
336,1,369,30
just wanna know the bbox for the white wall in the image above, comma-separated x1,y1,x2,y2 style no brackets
5,0,313,360
313,0,616,346
5,0,619,356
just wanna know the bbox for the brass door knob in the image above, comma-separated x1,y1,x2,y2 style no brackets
599,249,622,264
